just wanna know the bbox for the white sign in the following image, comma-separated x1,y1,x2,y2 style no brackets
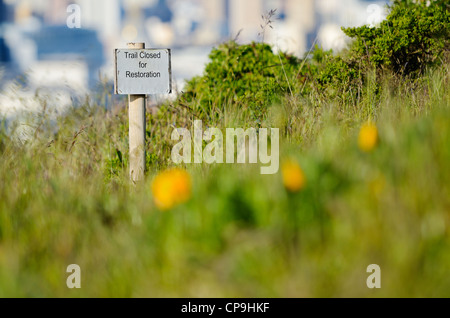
114,48,172,95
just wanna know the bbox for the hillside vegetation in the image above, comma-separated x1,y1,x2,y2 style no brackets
0,0,449,297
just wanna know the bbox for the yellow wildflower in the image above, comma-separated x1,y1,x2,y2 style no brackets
358,121,378,152
281,159,306,193
151,168,192,210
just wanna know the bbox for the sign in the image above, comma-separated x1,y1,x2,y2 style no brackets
114,48,172,95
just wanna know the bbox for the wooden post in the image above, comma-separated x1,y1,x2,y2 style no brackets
128,42,146,183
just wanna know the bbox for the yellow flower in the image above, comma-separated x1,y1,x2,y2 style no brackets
281,159,306,193
151,168,192,210
358,121,378,152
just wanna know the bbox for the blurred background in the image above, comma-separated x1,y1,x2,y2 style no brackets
0,0,389,117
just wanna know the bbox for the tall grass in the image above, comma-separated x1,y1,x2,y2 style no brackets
0,54,448,297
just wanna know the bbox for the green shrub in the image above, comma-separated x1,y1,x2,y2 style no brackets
311,0,449,105
343,0,449,76
312,47,361,96
179,41,302,121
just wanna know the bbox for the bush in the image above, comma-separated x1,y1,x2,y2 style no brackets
312,47,361,96
342,0,449,76
179,41,302,121
312,0,449,104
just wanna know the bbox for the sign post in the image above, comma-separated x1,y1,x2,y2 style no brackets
114,43,172,182
127,42,146,183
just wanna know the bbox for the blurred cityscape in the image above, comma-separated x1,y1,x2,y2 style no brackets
0,0,389,118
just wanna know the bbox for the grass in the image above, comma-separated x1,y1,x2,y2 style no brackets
0,43,449,297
